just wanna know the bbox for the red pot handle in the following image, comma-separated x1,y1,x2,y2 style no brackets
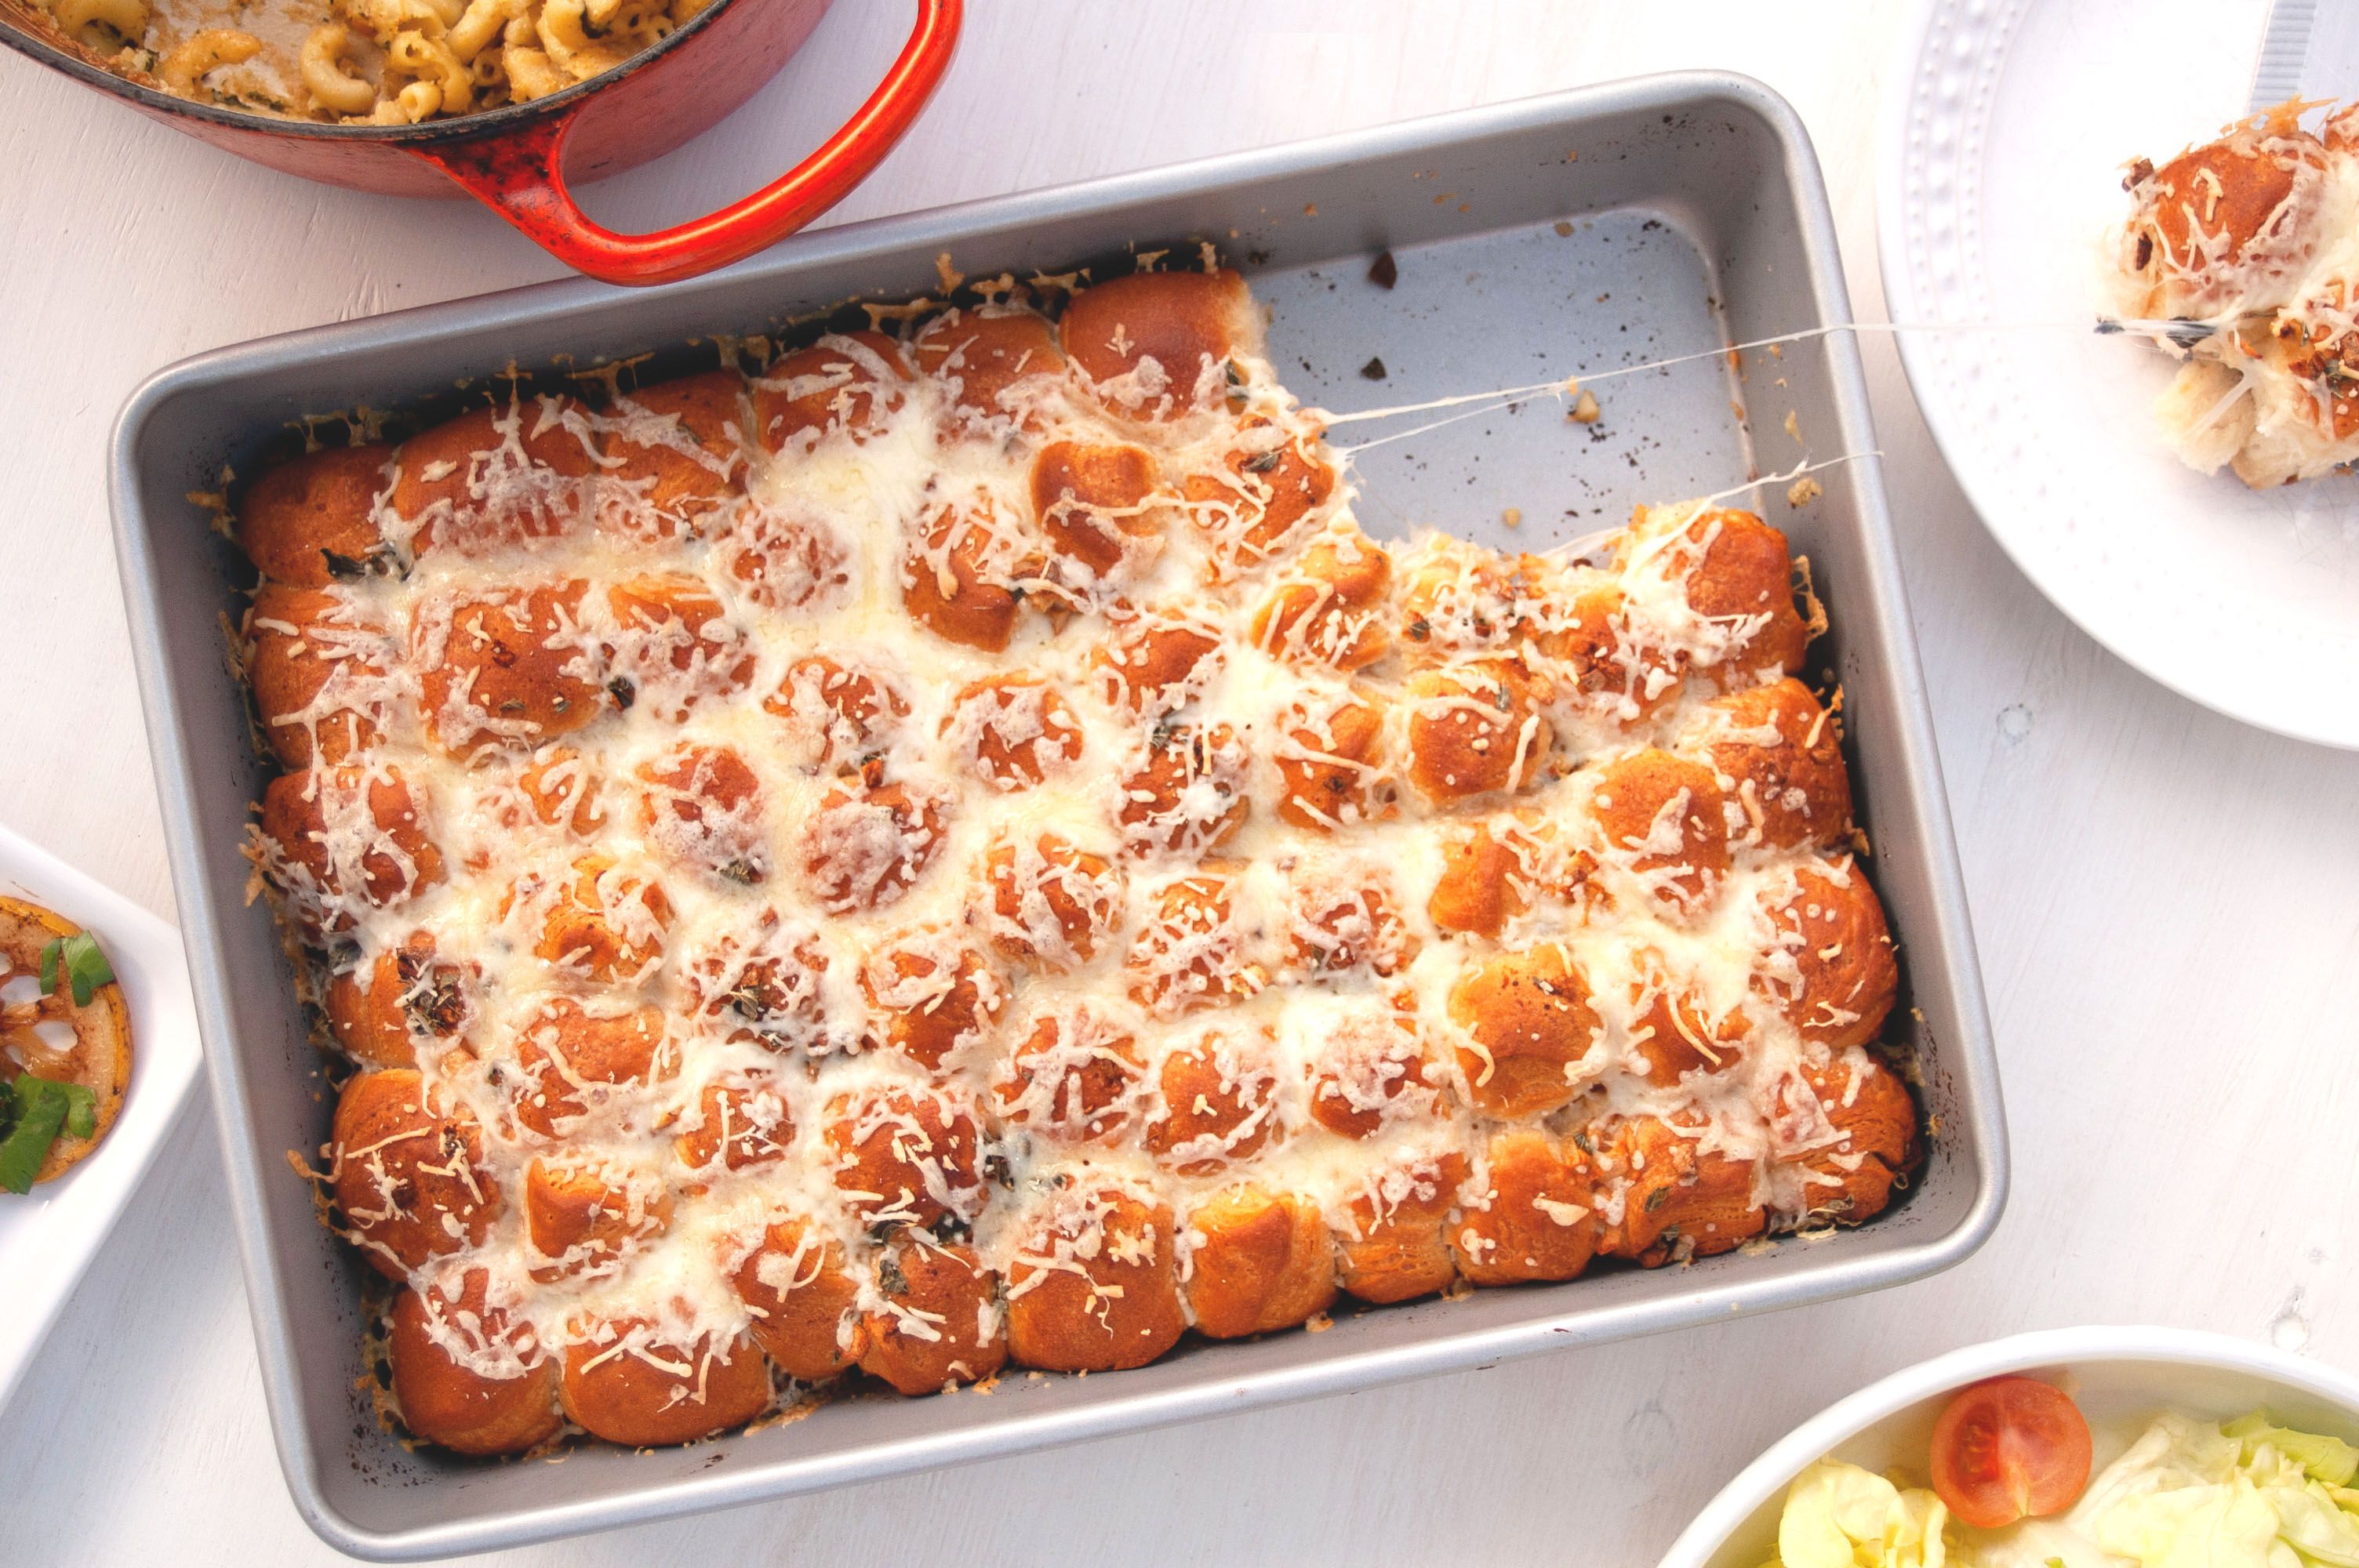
410,0,961,287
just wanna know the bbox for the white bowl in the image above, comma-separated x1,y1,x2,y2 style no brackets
1659,1327,2359,1568
0,821,204,1414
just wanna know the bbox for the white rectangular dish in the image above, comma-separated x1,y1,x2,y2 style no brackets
0,821,205,1414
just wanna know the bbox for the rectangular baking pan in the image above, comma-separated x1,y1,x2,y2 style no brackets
110,71,2005,1560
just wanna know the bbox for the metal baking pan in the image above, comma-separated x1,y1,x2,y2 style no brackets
110,71,2005,1559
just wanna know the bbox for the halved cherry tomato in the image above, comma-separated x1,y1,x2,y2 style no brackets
1929,1376,2095,1530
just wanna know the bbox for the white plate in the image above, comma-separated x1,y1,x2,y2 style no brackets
1660,1325,2359,1568
0,822,203,1414
1879,0,2359,750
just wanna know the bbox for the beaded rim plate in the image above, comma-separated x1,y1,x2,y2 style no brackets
1878,0,2359,750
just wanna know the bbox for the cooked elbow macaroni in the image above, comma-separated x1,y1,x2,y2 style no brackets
39,0,700,121
300,24,377,116
160,27,260,93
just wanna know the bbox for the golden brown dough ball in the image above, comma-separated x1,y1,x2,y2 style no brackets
914,305,1067,430
823,1084,983,1232
1692,677,1851,851
1755,859,1898,1050
1334,1152,1468,1305
1586,749,1729,914
1774,1049,1918,1225
1625,949,1748,1087
1185,1186,1337,1338
2252,284,2359,445
605,574,756,720
1425,815,1596,939
1427,818,1528,939
1647,507,1809,681
1447,946,1602,1118
322,952,416,1071
1182,420,1336,575
1275,691,1392,831
1451,1131,1599,1287
1125,870,1264,1018
524,1156,672,1282
1397,540,1547,652
525,853,673,984
860,930,1006,1072
509,996,676,1138
860,1235,1009,1394
754,329,912,452
983,832,1125,971
943,675,1085,791
677,906,832,1053
799,778,950,914
257,764,444,933
730,1214,862,1381
2119,122,2325,319
1005,1184,1186,1371
559,1320,771,1447
1534,583,1685,724
634,742,768,884
1091,610,1225,716
994,1004,1143,1144
391,396,599,557
903,498,1038,652
1402,658,1552,804
1598,1115,1765,1265
511,743,608,837
1114,720,1251,856
715,500,854,615
1031,441,1164,587
1307,997,1444,1138
330,1069,498,1279
764,655,910,773
234,441,394,586
323,932,471,1070
242,584,390,768
387,1271,560,1457
1061,268,1252,421
673,1076,794,1174
413,579,605,758
1251,528,1392,670
1285,867,1416,979
601,369,749,540
1143,1025,1281,1174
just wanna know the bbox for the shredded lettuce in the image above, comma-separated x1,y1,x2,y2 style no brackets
1761,1412,2359,1568
2068,1411,2359,1568
2225,1414,2359,1488
1763,1461,1950,1568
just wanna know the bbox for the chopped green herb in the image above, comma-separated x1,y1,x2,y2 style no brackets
0,1076,98,1194
37,931,114,1007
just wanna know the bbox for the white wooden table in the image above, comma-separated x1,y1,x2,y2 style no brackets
5,3,2354,1563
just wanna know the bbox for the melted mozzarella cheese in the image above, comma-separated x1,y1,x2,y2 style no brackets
249,274,1909,1410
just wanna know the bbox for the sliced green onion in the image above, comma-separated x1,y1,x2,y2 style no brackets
0,1076,99,1193
35,932,114,1007
63,1083,96,1141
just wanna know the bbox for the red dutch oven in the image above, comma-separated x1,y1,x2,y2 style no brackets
0,0,961,285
